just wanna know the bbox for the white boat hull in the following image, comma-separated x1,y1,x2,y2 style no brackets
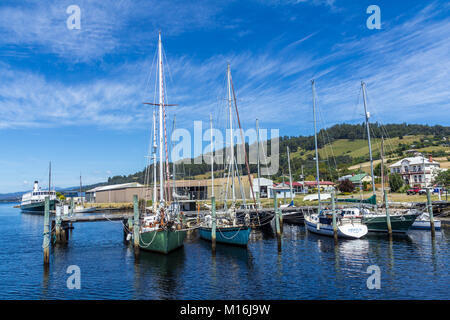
411,219,441,230
74,206,97,213
304,216,368,239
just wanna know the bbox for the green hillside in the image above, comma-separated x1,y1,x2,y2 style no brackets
105,123,450,185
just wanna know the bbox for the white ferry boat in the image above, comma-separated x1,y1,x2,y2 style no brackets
20,181,58,213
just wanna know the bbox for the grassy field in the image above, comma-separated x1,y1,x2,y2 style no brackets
85,202,133,209
291,135,449,161
197,190,446,209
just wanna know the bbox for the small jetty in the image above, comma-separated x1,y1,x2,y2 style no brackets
61,212,133,223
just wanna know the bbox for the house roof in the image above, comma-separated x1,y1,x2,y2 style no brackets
348,173,368,183
286,181,303,187
86,182,144,193
389,156,440,168
303,180,334,186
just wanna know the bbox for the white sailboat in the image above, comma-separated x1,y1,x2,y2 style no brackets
73,174,96,213
303,80,368,239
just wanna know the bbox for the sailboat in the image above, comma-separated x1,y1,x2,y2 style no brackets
338,82,418,233
281,146,306,224
138,32,186,254
73,174,96,213
198,64,252,246
303,80,368,239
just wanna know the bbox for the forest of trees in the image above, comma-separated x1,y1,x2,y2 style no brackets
105,123,449,186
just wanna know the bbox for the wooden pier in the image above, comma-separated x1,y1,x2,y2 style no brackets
61,212,133,223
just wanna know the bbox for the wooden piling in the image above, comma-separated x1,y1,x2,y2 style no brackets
43,197,50,265
61,222,68,243
70,197,74,216
274,193,281,252
426,188,436,236
331,191,337,241
211,196,216,254
55,205,62,242
279,202,283,234
384,190,392,235
133,195,140,257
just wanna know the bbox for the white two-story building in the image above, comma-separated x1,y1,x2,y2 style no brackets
389,154,441,187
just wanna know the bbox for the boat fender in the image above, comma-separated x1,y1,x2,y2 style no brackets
126,233,132,241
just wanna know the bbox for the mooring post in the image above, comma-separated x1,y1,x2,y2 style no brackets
384,190,392,235
211,196,216,254
55,205,62,242
274,193,281,252
70,197,74,217
332,191,337,240
279,201,283,234
426,188,435,236
43,196,50,265
133,195,140,257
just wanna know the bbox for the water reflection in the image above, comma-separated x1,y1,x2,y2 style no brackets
1,203,449,300
42,264,49,298
133,248,186,299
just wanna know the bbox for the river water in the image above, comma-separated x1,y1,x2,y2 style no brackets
0,202,448,299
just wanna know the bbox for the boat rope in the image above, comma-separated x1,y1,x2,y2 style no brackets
216,224,245,240
42,225,57,249
138,228,159,248
101,214,130,225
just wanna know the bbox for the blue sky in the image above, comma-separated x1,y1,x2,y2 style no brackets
0,0,449,193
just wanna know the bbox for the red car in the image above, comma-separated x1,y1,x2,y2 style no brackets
406,187,420,195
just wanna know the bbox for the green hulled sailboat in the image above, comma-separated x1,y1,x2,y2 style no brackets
137,32,186,254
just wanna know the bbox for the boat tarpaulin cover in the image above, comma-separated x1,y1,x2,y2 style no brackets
336,194,376,205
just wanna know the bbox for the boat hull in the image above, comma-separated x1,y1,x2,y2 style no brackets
304,218,368,239
20,199,58,213
74,206,97,213
282,211,304,224
199,226,251,246
363,213,418,233
236,211,274,228
139,229,186,254
411,220,441,230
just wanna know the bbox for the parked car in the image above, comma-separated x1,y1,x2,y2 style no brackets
406,187,420,195
418,189,427,195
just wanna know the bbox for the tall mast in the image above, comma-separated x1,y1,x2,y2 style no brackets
48,161,51,193
158,31,164,203
256,118,261,205
210,113,214,197
172,115,176,201
362,81,376,197
227,63,235,203
152,110,157,208
287,146,294,202
422,154,426,188
80,173,83,205
312,80,321,213
381,137,385,200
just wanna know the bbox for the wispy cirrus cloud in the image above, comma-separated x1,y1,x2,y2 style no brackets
0,1,448,133
0,0,227,62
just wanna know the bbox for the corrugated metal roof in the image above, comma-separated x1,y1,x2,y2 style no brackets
86,182,144,193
